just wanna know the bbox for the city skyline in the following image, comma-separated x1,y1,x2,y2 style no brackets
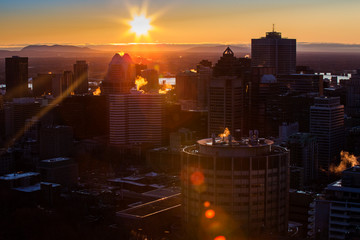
1,0,360,47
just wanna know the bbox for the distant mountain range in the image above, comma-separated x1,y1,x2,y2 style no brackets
21,44,95,53
1,43,360,58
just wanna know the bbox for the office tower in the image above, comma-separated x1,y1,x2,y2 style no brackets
196,62,212,109
314,166,360,240
51,73,62,97
73,60,88,94
109,93,166,148
4,98,41,139
102,53,135,95
248,67,276,135
182,134,289,239
33,73,53,96
346,70,360,119
251,29,296,75
33,73,64,97
140,69,159,92
176,61,212,111
39,125,73,160
5,56,29,99
209,48,246,137
61,70,73,94
310,97,344,170
208,76,242,137
176,70,198,109
277,74,324,95
287,133,318,188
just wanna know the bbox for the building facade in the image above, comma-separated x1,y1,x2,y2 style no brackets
109,92,166,148
287,132,318,188
310,97,344,170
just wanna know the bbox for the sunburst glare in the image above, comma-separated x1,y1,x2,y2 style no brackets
129,14,152,36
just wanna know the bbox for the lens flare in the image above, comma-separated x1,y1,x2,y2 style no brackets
204,201,211,208
190,171,204,186
205,209,215,219
214,236,226,240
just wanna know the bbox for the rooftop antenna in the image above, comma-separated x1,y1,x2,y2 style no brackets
273,24,275,32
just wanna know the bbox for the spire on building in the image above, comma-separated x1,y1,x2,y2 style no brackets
223,47,234,56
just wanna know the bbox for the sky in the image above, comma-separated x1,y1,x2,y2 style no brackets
1,0,360,46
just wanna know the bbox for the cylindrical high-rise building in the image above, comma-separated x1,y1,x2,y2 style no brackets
181,134,289,239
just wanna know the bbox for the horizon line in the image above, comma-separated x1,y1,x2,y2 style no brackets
2,42,360,52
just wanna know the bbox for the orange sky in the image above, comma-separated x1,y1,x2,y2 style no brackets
1,0,360,46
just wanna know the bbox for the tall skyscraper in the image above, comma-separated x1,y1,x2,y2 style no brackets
5,56,28,99
102,53,135,95
176,70,198,109
182,134,289,239
61,70,73,94
310,97,344,170
208,76,242,137
197,62,212,109
251,29,296,75
73,60,88,94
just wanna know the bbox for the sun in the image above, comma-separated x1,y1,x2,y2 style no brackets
129,14,152,36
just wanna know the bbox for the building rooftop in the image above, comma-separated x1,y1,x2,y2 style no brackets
13,182,60,193
117,194,181,219
327,180,360,194
0,172,39,181
197,137,273,148
41,157,71,163
184,135,288,158
142,186,181,199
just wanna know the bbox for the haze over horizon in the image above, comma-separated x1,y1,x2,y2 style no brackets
2,0,360,47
